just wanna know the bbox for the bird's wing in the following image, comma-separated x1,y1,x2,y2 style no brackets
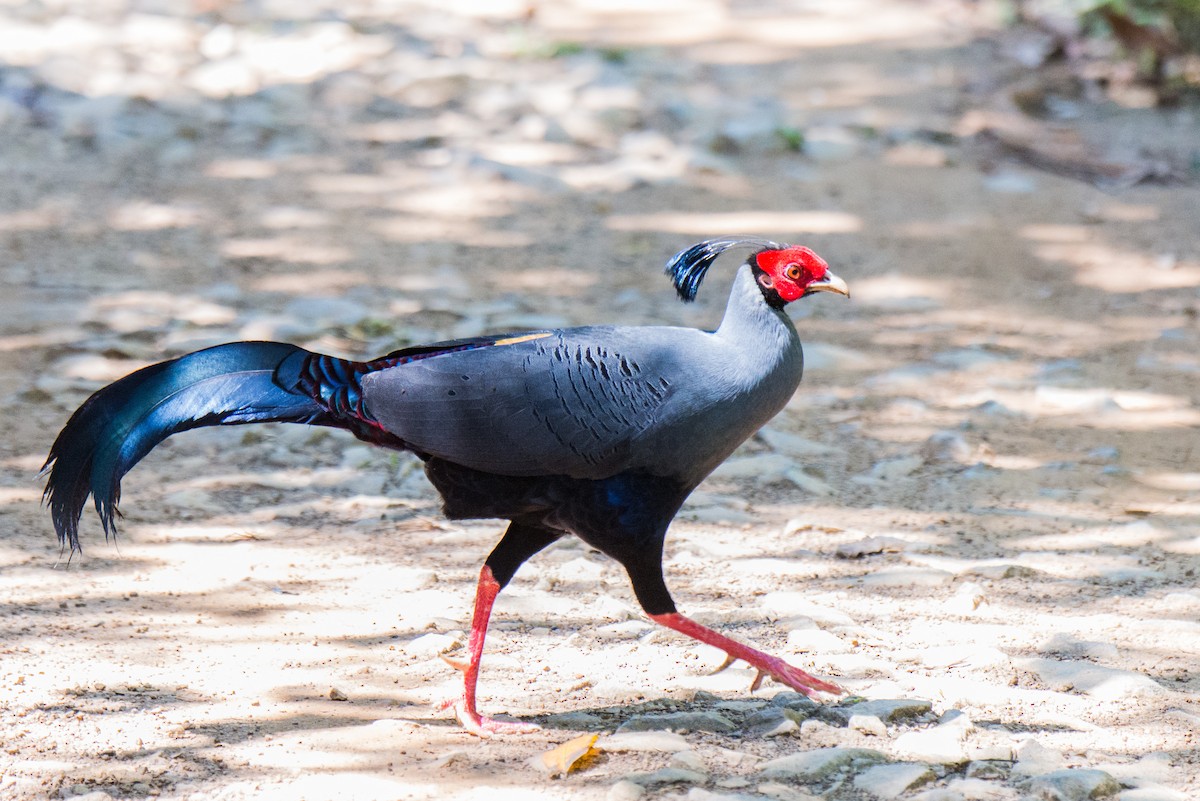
359,327,690,478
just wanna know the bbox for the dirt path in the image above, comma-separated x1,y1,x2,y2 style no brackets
1,2,1198,799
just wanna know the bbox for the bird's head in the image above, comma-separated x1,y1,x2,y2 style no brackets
665,236,849,307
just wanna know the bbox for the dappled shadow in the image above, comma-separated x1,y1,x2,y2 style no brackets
2,0,1199,798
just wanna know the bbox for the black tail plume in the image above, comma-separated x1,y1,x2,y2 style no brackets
664,236,785,302
42,341,344,552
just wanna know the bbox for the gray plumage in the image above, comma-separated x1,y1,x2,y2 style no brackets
361,264,803,490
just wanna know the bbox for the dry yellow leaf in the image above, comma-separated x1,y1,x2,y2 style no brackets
534,733,599,776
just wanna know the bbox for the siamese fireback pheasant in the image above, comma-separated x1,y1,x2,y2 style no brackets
43,237,849,735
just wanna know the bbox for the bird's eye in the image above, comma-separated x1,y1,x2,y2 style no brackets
785,264,802,281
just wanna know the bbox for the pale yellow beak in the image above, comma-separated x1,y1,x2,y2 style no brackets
805,270,850,298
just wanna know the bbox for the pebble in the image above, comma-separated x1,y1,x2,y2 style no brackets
946,777,1017,799
599,731,691,753
757,427,838,457
759,747,887,781
836,536,908,558
848,713,888,737
1117,789,1187,801
1022,768,1120,801
845,698,933,723
626,767,708,787
859,568,954,588
617,710,736,734
403,632,461,657
853,763,936,799
785,469,836,496
983,170,1037,193
756,782,823,801
670,750,708,772
1012,740,1066,777
744,707,804,737
711,453,796,481
687,789,767,801
893,710,974,764
1020,657,1163,701
922,431,972,464
608,779,645,801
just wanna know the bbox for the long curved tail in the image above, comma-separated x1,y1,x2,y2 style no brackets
42,341,390,552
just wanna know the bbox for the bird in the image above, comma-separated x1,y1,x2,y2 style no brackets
43,236,849,736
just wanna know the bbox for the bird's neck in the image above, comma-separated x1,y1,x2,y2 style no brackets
715,264,799,355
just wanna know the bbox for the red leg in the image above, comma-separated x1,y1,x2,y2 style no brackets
440,565,539,736
649,612,842,697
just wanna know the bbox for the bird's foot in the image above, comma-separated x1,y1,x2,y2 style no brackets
748,653,843,697
438,697,540,737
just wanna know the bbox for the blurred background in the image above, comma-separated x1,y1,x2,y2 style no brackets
1,1,1199,799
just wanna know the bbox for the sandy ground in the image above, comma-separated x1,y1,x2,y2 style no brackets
1,1,1199,799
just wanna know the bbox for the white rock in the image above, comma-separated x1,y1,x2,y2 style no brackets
860,568,954,588
711,453,795,480
758,428,838,457
599,731,691,753
1020,658,1163,701
1040,633,1119,662
848,699,933,723
760,747,887,780
866,455,925,482
848,714,888,737
983,170,1036,193
618,710,735,734
785,469,836,496
946,777,1017,799
1012,740,1065,777
854,763,936,799
608,779,645,801
403,632,461,657
1118,789,1188,801
670,750,707,772
923,431,972,464
1024,769,1120,801
894,712,973,764
836,536,908,558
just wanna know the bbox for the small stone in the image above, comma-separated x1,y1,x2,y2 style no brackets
712,453,795,481
894,712,973,764
618,710,735,734
744,707,805,737
1020,658,1163,701
785,469,836,496
844,698,933,723
756,782,822,801
404,632,462,657
1012,740,1066,777
947,777,1016,799
860,568,954,588
760,747,887,780
848,714,888,737
599,731,691,753
608,779,645,801
854,763,936,799
1023,768,1120,801
757,428,838,457
768,692,819,712
670,750,707,772
922,431,972,464
983,170,1036,193
627,767,708,787
836,536,908,558
328,687,348,701
1117,789,1187,801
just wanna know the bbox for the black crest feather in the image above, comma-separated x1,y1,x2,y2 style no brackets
664,236,784,302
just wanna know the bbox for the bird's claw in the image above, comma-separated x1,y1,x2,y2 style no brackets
754,655,843,697
443,698,540,738
706,653,738,676
441,654,469,672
